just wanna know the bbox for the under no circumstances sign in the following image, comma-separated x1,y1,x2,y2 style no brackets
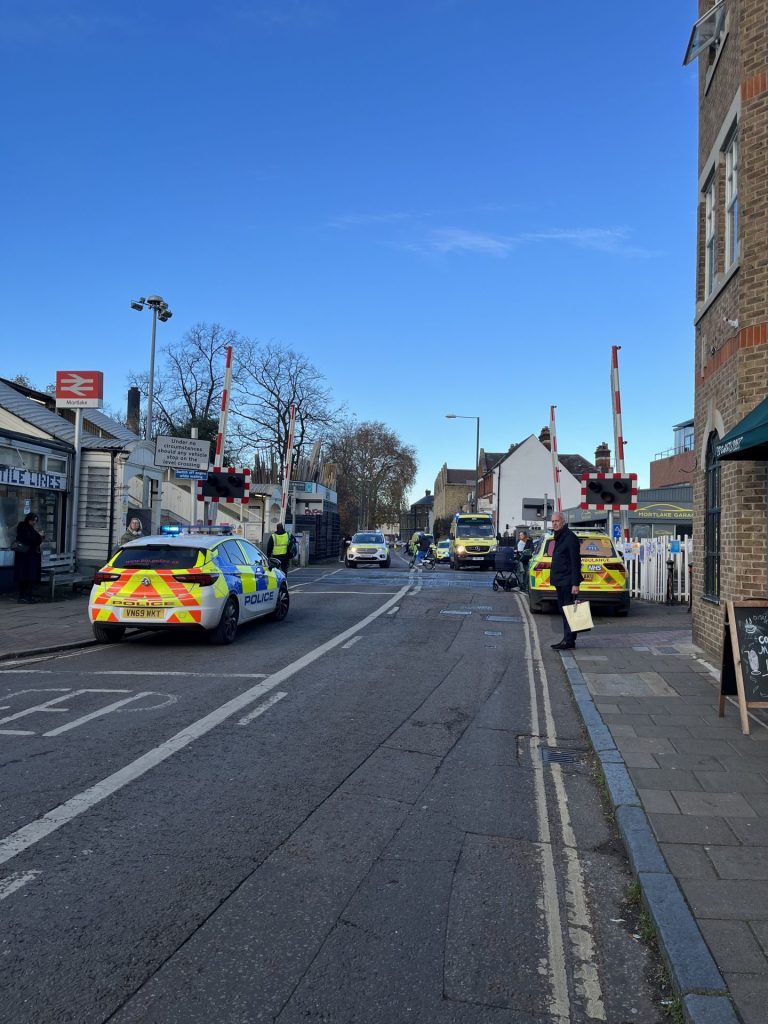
154,435,212,471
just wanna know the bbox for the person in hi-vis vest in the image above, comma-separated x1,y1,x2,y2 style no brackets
267,523,292,574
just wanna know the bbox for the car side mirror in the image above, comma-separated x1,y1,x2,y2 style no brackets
269,557,282,569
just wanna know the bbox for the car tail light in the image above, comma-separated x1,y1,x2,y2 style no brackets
536,560,552,569
173,572,218,586
603,561,626,571
93,571,120,584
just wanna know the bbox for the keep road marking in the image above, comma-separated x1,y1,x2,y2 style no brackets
0,870,41,902
341,636,362,649
0,581,412,868
237,692,287,726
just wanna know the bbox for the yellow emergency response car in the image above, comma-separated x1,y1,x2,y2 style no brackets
89,525,289,645
527,528,629,616
449,513,497,570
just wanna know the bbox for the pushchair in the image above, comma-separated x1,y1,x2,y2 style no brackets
492,547,525,592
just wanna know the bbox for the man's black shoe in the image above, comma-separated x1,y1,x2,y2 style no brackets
551,640,576,650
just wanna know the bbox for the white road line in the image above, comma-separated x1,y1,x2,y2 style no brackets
387,607,399,615
0,870,41,901
237,691,287,725
287,567,345,590
290,590,400,596
43,692,155,737
518,594,606,1021
0,730,35,736
0,581,412,869
341,636,362,649
0,646,105,669
0,671,268,679
520,608,570,1022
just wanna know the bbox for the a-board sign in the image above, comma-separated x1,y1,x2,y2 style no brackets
719,600,768,734
154,435,211,470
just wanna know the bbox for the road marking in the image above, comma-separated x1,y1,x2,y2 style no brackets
341,636,362,649
0,690,127,728
0,581,412,868
518,594,606,1021
288,567,344,590
387,606,399,615
290,590,400,596
0,870,41,901
43,692,156,736
0,670,268,678
237,691,287,725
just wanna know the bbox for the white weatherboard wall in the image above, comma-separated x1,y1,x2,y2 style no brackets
495,435,583,530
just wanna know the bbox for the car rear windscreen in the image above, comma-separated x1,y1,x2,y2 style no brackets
112,545,202,570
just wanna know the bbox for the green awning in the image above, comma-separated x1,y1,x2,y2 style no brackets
716,397,768,460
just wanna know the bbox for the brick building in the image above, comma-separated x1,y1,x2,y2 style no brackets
432,464,475,521
687,0,768,661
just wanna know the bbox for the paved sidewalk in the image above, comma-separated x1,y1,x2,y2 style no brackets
0,590,95,660
540,600,767,1024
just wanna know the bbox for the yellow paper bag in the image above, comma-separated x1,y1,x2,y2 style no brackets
564,601,593,633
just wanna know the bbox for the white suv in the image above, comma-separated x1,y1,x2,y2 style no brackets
345,532,391,568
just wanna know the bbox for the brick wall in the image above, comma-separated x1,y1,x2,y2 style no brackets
649,451,696,489
692,0,768,663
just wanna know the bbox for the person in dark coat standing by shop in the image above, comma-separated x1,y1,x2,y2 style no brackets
549,512,581,649
13,512,45,603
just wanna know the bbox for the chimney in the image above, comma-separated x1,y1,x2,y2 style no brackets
425,489,431,497
595,442,612,472
538,426,551,451
127,387,141,435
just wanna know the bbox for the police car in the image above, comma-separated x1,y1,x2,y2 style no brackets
89,525,289,645
527,528,630,616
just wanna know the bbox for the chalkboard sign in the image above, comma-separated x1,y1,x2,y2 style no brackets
720,601,768,734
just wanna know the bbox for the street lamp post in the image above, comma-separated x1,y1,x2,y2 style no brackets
446,413,480,512
131,294,173,519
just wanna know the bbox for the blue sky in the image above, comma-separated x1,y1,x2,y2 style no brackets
1,1,699,498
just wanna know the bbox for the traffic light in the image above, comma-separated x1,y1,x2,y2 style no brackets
580,473,637,510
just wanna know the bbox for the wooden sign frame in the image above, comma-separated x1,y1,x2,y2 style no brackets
719,600,768,735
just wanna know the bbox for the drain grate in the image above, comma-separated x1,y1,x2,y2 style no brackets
440,609,471,616
484,630,502,636
540,747,583,765
485,615,522,623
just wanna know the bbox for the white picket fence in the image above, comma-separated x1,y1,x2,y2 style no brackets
625,537,693,604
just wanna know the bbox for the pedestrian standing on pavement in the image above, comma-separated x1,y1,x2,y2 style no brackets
13,512,44,604
120,517,144,547
267,523,292,574
339,533,352,562
517,529,534,591
549,512,582,650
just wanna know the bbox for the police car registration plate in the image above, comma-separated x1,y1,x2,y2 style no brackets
123,608,165,619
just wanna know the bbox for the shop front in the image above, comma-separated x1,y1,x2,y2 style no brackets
0,433,72,593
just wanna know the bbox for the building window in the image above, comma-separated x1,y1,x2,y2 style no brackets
704,178,717,297
704,432,721,598
725,133,739,268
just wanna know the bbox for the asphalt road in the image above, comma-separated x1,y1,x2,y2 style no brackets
0,553,663,1023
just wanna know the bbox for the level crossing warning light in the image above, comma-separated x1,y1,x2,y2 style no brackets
196,467,251,504
580,473,638,511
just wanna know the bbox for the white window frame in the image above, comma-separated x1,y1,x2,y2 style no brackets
725,133,739,268
704,177,717,297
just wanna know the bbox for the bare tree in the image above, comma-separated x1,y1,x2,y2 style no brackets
128,323,237,441
327,420,417,532
231,340,343,474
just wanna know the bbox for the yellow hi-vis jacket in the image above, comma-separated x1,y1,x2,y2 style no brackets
272,532,290,556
